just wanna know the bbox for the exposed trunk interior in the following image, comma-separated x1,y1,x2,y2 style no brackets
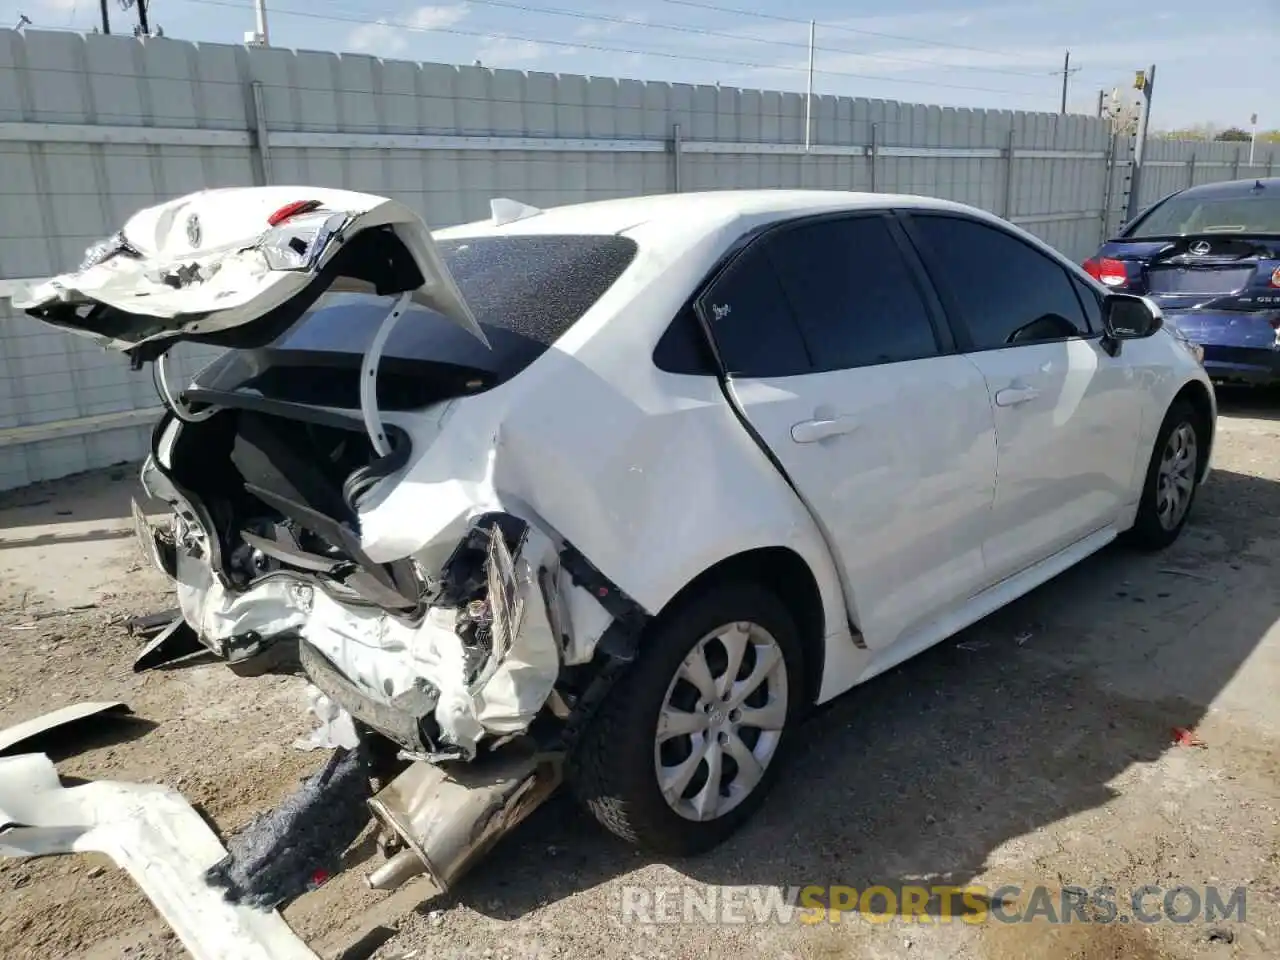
163,405,422,612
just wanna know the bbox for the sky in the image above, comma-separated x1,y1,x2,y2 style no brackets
5,0,1273,129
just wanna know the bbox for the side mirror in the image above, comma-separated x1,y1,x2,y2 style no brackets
1102,294,1163,340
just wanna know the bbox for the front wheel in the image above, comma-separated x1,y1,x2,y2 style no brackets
569,582,804,856
1126,398,1205,550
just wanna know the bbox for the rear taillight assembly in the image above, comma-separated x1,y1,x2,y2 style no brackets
1270,265,1280,288
1083,256,1128,288
267,199,323,226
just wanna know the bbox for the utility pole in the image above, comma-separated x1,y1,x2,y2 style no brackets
1055,50,1080,114
1125,63,1156,221
1097,89,1105,118
1060,51,1070,114
255,0,271,45
804,19,814,152
1250,112,1258,166
99,0,110,34
136,0,149,35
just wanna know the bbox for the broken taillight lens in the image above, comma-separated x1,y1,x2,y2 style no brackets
78,231,142,272
267,199,323,226
259,211,348,272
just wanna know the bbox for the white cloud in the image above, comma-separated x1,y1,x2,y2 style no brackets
573,13,650,40
349,20,407,55
348,4,470,55
39,0,79,12
476,36,565,64
406,4,470,31
808,31,1253,79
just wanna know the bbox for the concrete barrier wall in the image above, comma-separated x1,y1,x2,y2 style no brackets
2,28,1276,489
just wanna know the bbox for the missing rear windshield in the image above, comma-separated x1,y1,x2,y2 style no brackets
192,234,639,410
1127,194,1280,238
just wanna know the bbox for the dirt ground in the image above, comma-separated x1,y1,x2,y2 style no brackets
2,391,1279,960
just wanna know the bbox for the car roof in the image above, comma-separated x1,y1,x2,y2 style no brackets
1173,177,1280,201
434,189,991,242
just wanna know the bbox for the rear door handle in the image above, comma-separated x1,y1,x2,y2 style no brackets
791,416,859,443
994,386,1040,407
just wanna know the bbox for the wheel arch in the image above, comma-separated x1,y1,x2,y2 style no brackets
648,545,828,706
1171,378,1215,480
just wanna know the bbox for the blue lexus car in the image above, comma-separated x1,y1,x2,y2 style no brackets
1084,177,1280,385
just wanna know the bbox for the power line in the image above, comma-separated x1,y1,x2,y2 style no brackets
655,0,1030,61
382,0,1060,81
173,0,1048,102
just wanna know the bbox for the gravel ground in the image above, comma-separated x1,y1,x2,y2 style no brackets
1,391,1278,960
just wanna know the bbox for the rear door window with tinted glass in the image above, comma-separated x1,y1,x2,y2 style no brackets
698,244,813,378
764,216,940,372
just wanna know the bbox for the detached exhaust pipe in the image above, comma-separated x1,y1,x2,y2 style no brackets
365,740,563,893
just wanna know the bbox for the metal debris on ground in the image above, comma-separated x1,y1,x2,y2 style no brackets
955,640,989,652
133,618,206,672
125,607,184,638
1013,630,1034,646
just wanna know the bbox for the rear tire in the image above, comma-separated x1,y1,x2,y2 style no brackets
570,582,804,856
1125,398,1205,550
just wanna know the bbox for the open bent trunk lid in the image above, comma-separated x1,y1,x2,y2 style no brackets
14,187,488,361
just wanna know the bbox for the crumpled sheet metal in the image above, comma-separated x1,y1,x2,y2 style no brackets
175,547,309,651
0,753,318,960
297,521,564,759
13,186,486,351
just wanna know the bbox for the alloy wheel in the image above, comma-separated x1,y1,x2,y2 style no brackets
1156,421,1198,531
653,621,789,822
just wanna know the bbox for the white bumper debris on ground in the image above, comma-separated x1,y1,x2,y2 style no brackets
0,702,130,754
0,753,318,960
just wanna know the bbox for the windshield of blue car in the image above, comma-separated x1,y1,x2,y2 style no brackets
1126,194,1280,238
191,234,639,410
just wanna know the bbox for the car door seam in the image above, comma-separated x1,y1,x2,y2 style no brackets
688,293,868,650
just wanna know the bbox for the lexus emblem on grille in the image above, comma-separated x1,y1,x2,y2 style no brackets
185,213,202,248
1189,240,1211,255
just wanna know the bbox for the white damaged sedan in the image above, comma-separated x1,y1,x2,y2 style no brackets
18,186,1215,891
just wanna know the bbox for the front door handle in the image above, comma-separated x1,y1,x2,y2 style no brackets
791,416,859,443
994,386,1040,407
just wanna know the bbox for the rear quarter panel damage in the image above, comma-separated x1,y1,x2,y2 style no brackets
357,223,860,708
